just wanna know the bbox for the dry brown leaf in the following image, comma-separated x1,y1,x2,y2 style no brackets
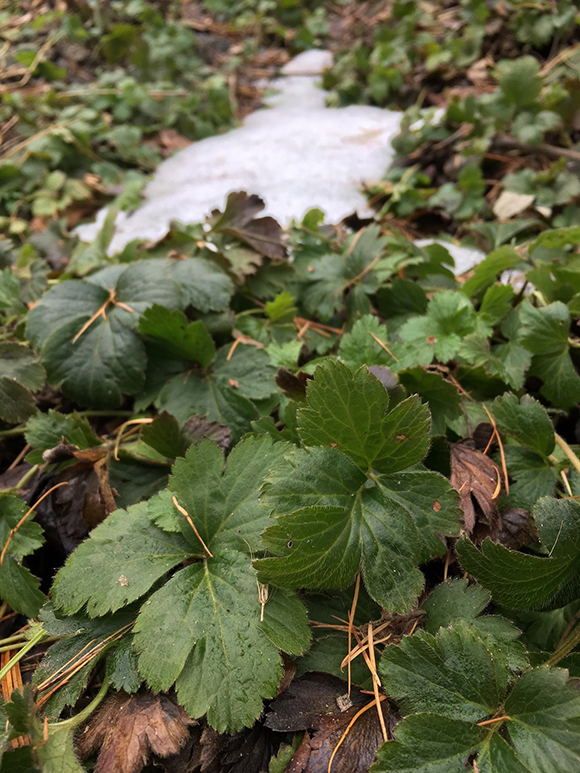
450,443,501,534
76,691,195,773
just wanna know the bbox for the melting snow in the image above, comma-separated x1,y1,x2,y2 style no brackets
76,49,484,271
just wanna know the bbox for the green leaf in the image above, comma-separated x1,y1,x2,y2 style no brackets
34,607,137,718
139,305,216,366
504,667,580,771
36,725,85,773
0,495,45,617
264,291,297,323
461,247,522,297
140,412,188,459
297,360,430,474
422,579,491,635
380,621,508,722
133,549,293,732
52,501,191,616
518,301,580,407
27,261,183,408
107,636,141,693
399,291,476,363
495,56,542,106
0,343,44,391
143,341,277,439
0,378,37,424
257,446,460,612
339,315,395,370
371,713,488,773
457,497,580,609
529,226,580,254
491,393,555,457
169,435,291,553
25,410,100,464
165,257,233,312
398,367,462,435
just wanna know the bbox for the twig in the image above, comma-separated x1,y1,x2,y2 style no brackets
482,405,509,495
367,330,400,362
367,623,388,743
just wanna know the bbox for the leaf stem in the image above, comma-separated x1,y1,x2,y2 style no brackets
0,628,47,683
546,622,580,666
554,433,580,477
0,426,27,439
50,676,109,730
0,464,40,495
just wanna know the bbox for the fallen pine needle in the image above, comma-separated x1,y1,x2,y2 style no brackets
172,496,214,557
327,695,387,773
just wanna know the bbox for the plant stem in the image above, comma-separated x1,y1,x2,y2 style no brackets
0,426,27,439
0,628,47,683
0,464,39,495
546,622,580,666
51,676,109,730
554,433,580,476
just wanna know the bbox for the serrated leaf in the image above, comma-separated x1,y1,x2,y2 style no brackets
399,291,476,363
339,315,395,370
139,305,215,366
371,713,489,773
518,301,580,406
491,393,555,457
380,621,508,722
140,412,188,459
0,343,44,391
27,261,183,408
143,340,277,438
297,360,430,474
398,367,462,435
505,667,580,771
36,725,85,773
25,410,100,464
133,549,294,732
256,446,460,612
0,495,45,617
34,607,137,718
52,501,191,616
495,56,542,106
106,637,141,693
169,435,291,553
422,579,491,635
457,497,580,610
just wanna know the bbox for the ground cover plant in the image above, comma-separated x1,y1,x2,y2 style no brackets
3,1,580,772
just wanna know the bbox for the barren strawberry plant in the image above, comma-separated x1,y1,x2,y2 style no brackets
2,2,580,773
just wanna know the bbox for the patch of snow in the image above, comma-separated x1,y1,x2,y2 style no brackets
75,50,401,254
415,238,485,275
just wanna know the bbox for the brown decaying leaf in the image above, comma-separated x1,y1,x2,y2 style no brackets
276,368,313,401
284,699,391,773
265,673,368,734
474,507,538,551
210,191,287,260
450,443,501,534
76,691,195,773
199,720,288,773
182,414,231,451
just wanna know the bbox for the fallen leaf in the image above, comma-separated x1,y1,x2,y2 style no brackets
211,191,287,260
265,673,368,733
182,414,231,451
76,691,195,773
492,191,535,219
275,368,313,401
450,443,501,533
200,720,289,773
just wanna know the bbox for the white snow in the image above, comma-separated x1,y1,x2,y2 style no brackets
76,50,402,254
